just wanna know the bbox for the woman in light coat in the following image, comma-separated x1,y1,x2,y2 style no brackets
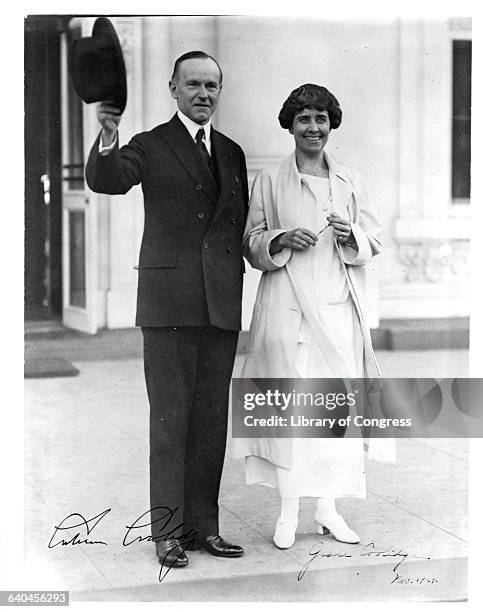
240,84,384,549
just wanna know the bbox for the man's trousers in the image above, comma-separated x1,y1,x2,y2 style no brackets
142,325,238,541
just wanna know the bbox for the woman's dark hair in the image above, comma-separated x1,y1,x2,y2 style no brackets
278,83,342,130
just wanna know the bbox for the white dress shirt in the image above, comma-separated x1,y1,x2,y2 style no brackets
176,110,212,154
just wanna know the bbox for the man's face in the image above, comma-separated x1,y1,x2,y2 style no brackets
169,58,222,125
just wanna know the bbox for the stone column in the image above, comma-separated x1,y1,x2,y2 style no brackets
383,18,470,319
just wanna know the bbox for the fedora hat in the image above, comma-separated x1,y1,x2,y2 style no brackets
69,17,127,113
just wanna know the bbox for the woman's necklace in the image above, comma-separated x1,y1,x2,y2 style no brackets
297,166,327,177
318,181,333,232
297,165,333,232
296,161,329,178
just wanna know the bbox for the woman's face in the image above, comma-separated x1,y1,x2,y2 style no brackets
289,107,330,156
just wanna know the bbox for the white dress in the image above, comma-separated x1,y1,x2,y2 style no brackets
245,174,366,499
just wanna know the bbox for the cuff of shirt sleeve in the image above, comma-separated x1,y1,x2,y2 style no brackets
260,229,293,270
98,132,118,155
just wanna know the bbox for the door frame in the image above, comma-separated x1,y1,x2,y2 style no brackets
60,17,99,334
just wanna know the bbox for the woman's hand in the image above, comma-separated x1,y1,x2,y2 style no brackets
270,228,318,254
327,213,355,245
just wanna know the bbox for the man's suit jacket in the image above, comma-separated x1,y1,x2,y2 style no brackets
86,114,249,330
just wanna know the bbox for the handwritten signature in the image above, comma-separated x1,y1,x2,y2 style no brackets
49,507,197,582
123,507,197,582
298,540,431,582
48,509,111,548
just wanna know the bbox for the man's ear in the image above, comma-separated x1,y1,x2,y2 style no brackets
288,127,293,135
169,80,177,100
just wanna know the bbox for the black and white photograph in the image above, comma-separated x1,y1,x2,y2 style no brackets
3,2,481,606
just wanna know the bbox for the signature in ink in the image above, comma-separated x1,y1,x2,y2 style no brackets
360,542,431,572
123,506,197,582
298,540,432,582
298,540,353,581
48,509,110,548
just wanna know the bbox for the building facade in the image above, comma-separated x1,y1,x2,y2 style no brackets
25,15,471,334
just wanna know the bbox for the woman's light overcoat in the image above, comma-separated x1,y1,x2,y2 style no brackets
237,151,394,467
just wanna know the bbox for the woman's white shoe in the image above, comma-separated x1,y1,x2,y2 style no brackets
273,518,297,549
314,512,360,544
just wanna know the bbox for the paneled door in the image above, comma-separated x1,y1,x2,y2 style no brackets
60,18,98,333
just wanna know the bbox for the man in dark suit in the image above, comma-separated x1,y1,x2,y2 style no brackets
86,51,248,568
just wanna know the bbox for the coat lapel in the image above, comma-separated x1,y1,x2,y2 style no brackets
325,152,355,219
274,152,355,228
275,153,303,229
163,115,218,204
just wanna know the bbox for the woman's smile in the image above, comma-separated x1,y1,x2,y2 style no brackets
304,134,323,142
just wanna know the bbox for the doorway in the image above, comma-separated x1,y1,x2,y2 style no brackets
24,16,64,321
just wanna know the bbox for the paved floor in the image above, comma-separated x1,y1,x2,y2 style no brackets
24,349,469,601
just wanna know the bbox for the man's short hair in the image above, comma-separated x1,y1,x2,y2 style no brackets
278,83,342,130
171,51,223,85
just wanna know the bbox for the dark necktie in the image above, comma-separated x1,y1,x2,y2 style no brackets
195,128,212,169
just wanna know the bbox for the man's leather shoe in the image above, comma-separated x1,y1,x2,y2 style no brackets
194,534,244,557
155,538,189,567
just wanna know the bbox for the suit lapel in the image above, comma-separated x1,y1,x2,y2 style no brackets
163,115,218,204
209,129,235,223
